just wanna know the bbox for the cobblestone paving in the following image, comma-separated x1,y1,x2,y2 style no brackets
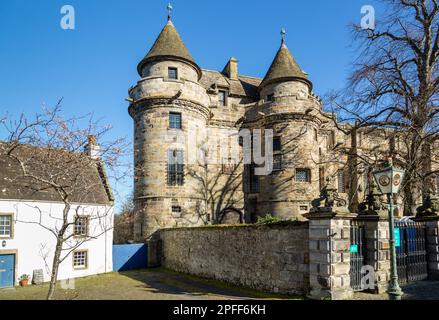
353,281,439,300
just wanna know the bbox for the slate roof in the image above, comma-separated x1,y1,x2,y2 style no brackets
137,20,202,78
0,142,114,205
259,42,311,90
200,69,262,99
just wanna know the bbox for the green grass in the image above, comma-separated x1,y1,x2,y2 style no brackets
0,268,304,300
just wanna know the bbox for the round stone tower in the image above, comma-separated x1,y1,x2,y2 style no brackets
129,16,210,240
244,30,324,220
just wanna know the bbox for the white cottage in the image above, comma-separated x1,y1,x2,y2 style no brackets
0,139,114,288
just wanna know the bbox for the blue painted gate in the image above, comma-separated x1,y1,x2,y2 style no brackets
113,244,147,272
0,254,15,288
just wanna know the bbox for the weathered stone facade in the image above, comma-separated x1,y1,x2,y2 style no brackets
129,17,412,240
159,223,310,295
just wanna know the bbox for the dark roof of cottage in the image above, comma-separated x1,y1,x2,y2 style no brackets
137,20,202,78
259,42,311,90
200,69,262,99
0,142,114,205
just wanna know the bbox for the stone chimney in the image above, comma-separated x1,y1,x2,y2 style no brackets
85,135,100,160
222,57,239,80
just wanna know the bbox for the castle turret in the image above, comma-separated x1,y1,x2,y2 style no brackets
129,8,209,240
244,29,323,221
258,29,313,109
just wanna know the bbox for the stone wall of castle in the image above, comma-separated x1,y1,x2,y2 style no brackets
159,223,310,294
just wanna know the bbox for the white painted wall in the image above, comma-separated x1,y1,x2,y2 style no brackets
0,200,113,285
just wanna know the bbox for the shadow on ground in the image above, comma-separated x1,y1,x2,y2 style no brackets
119,269,298,300
353,281,439,300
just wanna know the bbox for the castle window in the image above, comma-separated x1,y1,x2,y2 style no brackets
295,169,311,183
248,164,260,193
172,206,182,213
169,112,182,129
314,129,318,141
273,154,283,171
267,94,274,102
273,137,281,152
167,150,184,186
218,90,227,106
222,158,237,174
168,67,178,80
338,170,346,193
436,175,439,194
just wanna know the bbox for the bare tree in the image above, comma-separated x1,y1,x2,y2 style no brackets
325,0,439,215
187,139,244,225
113,192,135,244
0,100,129,299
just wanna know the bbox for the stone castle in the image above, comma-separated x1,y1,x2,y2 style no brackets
128,13,409,240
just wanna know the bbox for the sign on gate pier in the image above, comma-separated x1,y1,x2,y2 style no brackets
394,228,401,248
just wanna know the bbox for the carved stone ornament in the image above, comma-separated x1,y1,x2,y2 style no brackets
310,177,349,214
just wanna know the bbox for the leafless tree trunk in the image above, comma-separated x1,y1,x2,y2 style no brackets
1,100,129,300
324,0,439,215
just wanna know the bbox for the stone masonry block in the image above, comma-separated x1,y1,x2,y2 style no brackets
331,263,350,275
310,252,330,264
309,227,330,239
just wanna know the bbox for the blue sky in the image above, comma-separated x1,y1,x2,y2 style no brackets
0,0,381,210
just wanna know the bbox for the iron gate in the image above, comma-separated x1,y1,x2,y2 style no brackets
350,221,367,291
395,220,428,284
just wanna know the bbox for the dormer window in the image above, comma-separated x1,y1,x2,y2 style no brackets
218,90,227,107
168,67,178,80
267,94,274,102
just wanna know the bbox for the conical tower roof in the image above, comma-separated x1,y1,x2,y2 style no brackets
137,19,202,78
259,39,312,91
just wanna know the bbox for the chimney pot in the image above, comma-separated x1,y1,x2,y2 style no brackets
85,135,100,160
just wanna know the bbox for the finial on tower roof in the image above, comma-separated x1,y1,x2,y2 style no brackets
281,28,286,46
167,2,173,21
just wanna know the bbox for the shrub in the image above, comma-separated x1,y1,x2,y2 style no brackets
256,214,283,225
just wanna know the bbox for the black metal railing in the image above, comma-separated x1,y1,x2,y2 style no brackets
350,221,367,291
395,220,428,284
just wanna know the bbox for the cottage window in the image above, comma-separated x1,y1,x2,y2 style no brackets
295,169,311,183
74,216,89,237
168,67,178,80
338,170,346,193
0,214,12,238
169,112,182,129
73,250,88,269
167,150,184,186
218,90,227,106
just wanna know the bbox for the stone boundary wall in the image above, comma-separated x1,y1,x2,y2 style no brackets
159,222,310,294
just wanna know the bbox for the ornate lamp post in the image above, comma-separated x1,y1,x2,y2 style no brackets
372,159,405,300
